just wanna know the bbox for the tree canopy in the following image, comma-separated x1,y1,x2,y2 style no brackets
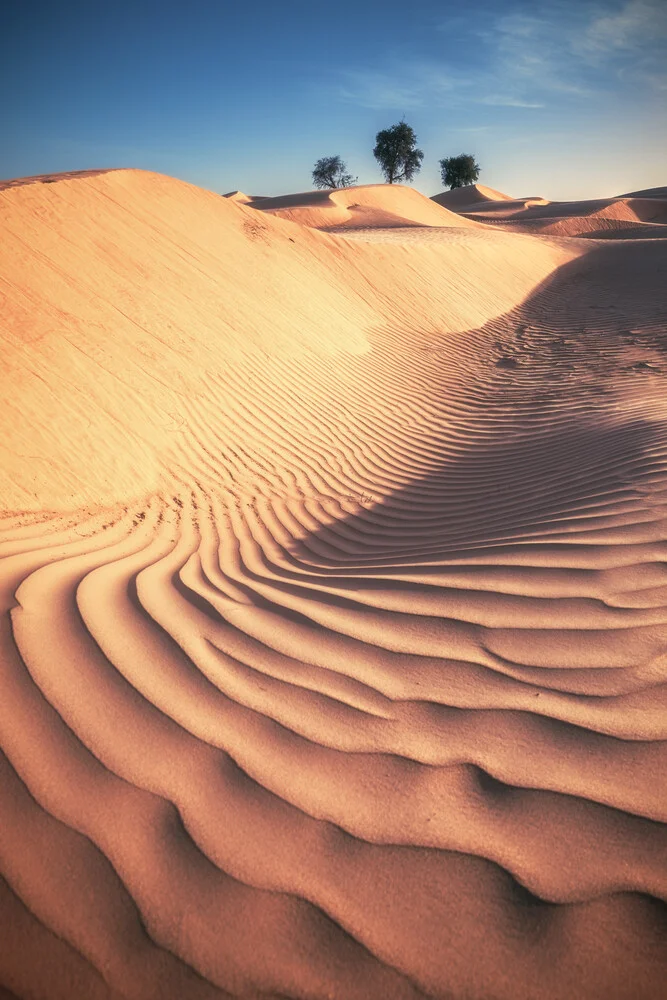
312,155,357,189
439,154,481,190
373,121,424,185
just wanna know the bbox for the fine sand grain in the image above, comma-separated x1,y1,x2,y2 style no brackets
1,170,667,999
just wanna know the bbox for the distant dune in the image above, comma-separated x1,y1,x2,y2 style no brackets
2,167,667,1000
435,182,667,238
243,183,480,230
431,183,515,207
619,185,667,199
222,190,254,203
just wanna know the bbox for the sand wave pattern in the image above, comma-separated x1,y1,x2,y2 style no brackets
1,171,667,999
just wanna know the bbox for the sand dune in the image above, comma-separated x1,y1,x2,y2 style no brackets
619,185,667,200
246,184,479,230
463,199,551,218
432,187,552,222
432,183,515,208
0,169,112,191
489,196,665,224
625,198,667,224
222,190,255,204
437,185,667,240
2,168,667,999
532,217,667,239
2,170,563,511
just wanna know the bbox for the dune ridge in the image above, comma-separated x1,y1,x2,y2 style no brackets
1,169,570,511
432,183,515,208
245,184,480,230
435,183,667,240
1,168,667,999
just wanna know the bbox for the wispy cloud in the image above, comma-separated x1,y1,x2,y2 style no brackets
488,11,597,98
490,1,667,96
478,94,544,108
336,71,425,111
335,64,469,111
335,1,667,114
451,125,494,133
574,0,667,56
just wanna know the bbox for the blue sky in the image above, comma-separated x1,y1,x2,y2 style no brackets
2,0,666,199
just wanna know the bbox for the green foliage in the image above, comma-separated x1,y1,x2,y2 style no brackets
312,155,357,189
373,121,424,185
439,154,481,189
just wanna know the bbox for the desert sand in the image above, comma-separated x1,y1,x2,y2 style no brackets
435,182,667,239
1,169,667,999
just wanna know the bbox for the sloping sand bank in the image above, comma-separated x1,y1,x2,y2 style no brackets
432,183,515,207
620,185,667,199
246,184,479,230
437,184,667,239
1,170,564,511
1,169,667,1000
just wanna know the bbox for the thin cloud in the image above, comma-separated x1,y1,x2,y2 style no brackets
491,1,667,95
478,95,544,108
451,125,494,133
335,64,468,111
574,0,667,56
336,71,425,110
489,11,598,97
335,1,667,113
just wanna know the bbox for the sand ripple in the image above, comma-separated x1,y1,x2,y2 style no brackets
1,171,667,999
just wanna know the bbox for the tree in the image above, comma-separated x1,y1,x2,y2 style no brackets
312,155,357,189
373,121,424,184
439,154,481,189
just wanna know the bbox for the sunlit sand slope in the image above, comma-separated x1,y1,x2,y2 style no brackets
1,169,667,1000
0,169,114,191
222,190,255,204
1,170,563,511
432,183,515,208
437,184,667,239
247,184,479,230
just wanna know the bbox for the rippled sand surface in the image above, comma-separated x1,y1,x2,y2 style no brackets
1,170,667,999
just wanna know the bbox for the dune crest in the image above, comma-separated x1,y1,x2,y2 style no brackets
0,169,571,511
2,168,667,999
436,184,667,240
249,183,480,230
618,185,667,200
432,183,515,205
222,190,254,203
